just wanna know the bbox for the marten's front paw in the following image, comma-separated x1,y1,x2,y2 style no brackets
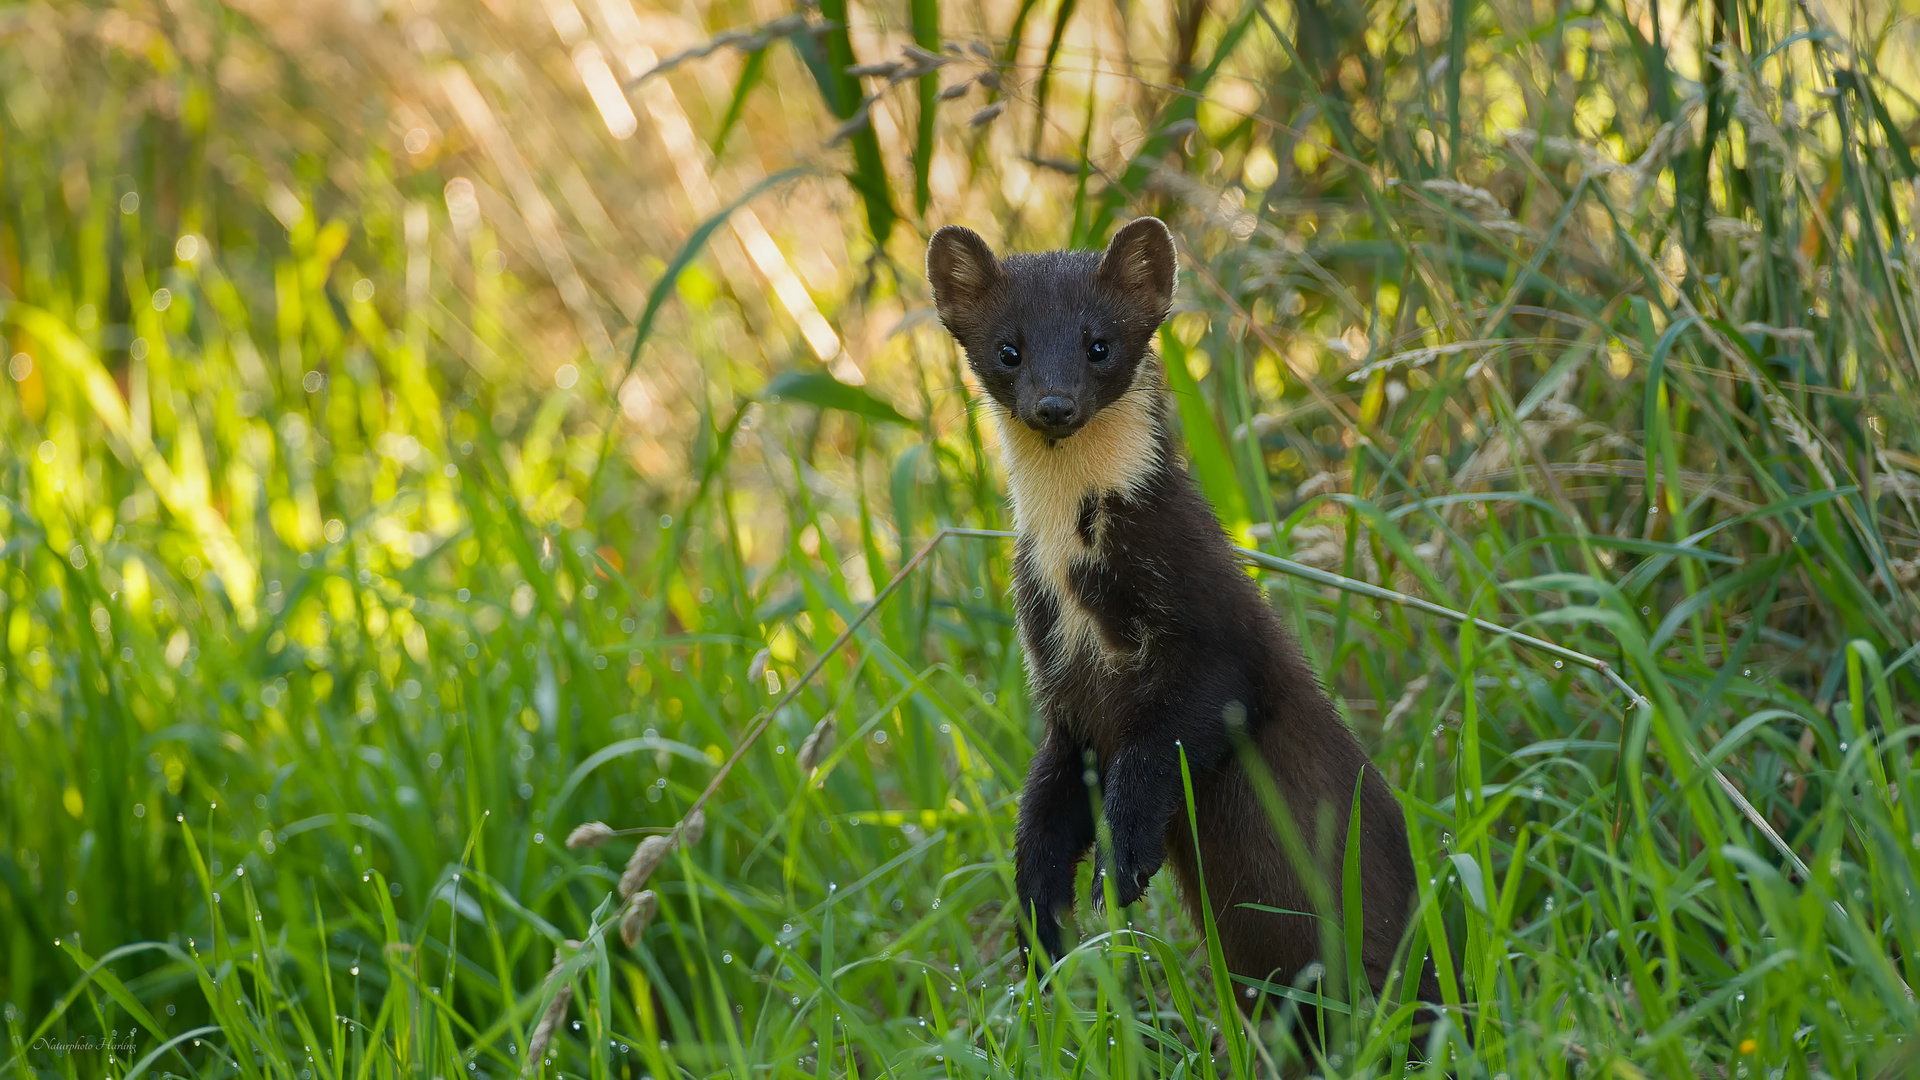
1101,835,1163,908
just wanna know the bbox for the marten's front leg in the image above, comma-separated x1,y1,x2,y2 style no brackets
1014,729,1095,960
1096,740,1180,907
1099,696,1237,907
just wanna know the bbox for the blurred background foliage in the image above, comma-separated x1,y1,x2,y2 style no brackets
3,0,1920,1074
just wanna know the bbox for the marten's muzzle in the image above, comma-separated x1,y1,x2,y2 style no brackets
1025,393,1085,439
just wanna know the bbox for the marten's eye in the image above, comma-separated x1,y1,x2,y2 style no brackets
1087,341,1110,363
998,344,1021,367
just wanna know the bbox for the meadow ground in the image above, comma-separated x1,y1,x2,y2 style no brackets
3,0,1920,1076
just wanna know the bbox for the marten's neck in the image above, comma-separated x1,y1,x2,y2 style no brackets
992,358,1171,678
991,356,1169,551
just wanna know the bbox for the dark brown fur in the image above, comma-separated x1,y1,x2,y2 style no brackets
926,218,1432,1011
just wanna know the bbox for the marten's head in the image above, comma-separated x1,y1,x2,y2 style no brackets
927,218,1177,441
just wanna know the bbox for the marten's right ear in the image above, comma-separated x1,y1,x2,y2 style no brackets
927,226,1006,333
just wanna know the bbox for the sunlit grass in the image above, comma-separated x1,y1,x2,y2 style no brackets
3,0,1919,1076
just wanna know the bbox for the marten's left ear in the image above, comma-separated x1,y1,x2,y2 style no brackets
1097,217,1178,319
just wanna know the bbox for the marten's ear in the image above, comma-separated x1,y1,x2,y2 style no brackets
1097,217,1178,319
927,226,1006,333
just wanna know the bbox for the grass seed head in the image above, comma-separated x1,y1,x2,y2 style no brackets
566,821,615,850
968,102,1004,127
680,807,706,847
797,715,837,773
897,44,947,78
620,889,659,948
620,835,672,897
520,981,573,1080
828,105,872,145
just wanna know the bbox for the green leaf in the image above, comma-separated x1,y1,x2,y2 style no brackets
586,168,808,506
813,0,897,247
1032,0,1081,141
631,170,808,377
1160,327,1249,530
1447,851,1488,913
1342,769,1369,1004
1001,0,1046,67
764,371,912,425
1835,68,1919,179
712,48,768,158
910,0,940,216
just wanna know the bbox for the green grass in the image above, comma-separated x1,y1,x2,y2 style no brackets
4,0,1920,1076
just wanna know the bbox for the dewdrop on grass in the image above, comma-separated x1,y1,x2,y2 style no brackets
620,835,671,897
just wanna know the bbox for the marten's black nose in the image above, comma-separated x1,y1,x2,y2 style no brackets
1035,395,1077,427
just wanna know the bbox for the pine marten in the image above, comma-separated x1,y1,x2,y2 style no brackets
927,217,1429,1011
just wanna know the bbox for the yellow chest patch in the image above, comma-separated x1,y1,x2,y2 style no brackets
990,363,1165,672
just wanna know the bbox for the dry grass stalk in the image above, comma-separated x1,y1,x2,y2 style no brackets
628,13,812,84
1382,675,1433,733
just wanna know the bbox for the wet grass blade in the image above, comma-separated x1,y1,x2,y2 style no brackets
910,0,940,216
812,0,896,248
